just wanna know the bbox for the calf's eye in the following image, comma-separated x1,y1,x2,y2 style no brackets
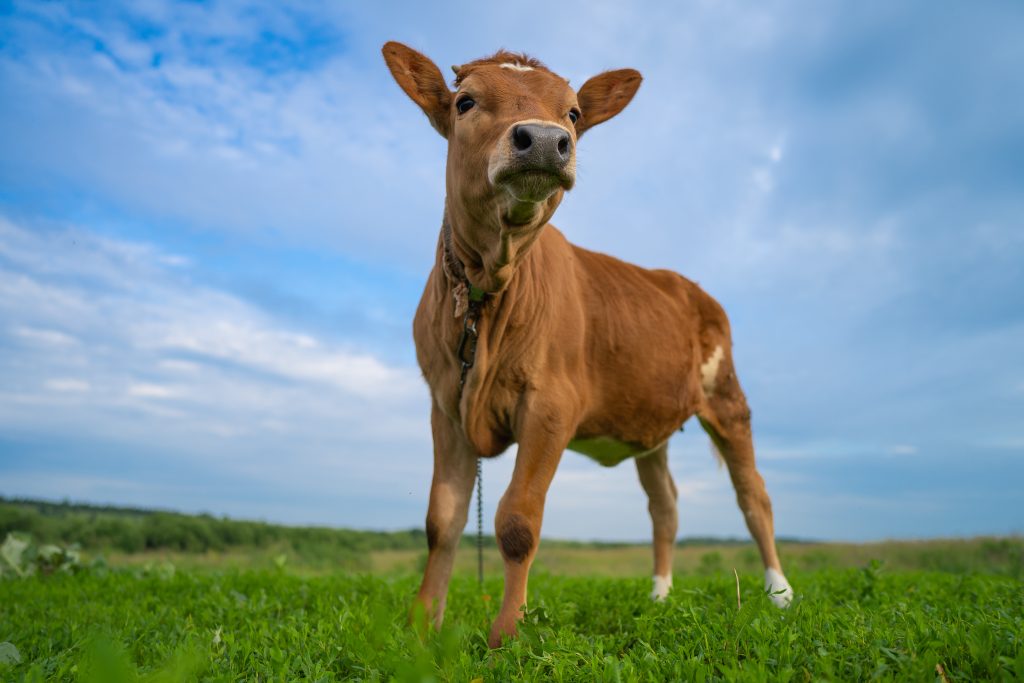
456,97,476,114
568,109,581,124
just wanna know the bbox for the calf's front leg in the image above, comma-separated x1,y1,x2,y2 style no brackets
489,409,571,648
413,403,478,629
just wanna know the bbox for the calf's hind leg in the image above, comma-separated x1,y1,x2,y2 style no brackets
635,443,678,600
698,354,793,607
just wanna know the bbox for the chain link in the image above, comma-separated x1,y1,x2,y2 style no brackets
476,457,483,586
457,299,483,387
455,291,485,586
442,215,488,590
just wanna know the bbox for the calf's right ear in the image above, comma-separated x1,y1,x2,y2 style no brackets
382,41,452,138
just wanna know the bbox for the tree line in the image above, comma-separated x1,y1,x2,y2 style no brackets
0,497,428,554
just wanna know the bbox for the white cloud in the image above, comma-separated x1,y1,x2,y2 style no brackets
13,326,79,347
0,6,446,270
44,378,91,393
0,215,428,461
127,383,179,399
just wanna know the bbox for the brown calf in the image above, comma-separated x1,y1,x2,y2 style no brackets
383,42,793,647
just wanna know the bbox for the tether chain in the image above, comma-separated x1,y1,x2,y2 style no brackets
458,301,485,588
456,297,484,387
454,285,486,587
443,216,488,589
475,457,483,586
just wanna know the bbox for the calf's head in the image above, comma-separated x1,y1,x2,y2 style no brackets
383,42,641,290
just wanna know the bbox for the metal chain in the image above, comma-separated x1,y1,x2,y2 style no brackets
455,290,485,587
476,456,483,587
442,215,489,590
457,298,483,387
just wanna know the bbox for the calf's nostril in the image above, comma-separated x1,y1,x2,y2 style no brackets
512,126,533,151
557,135,569,157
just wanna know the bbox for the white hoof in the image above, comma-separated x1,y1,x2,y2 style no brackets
651,574,672,601
764,568,793,608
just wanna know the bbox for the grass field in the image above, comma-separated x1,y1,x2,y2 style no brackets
2,565,1023,681
1,500,1023,680
98,536,1024,581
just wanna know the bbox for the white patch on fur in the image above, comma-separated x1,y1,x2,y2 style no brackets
499,62,534,72
764,568,793,608
700,345,724,395
651,574,672,601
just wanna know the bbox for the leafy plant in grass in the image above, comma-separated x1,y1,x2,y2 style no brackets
1,532,82,578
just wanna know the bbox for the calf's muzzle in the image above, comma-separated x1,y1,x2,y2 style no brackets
511,123,572,169
489,120,576,206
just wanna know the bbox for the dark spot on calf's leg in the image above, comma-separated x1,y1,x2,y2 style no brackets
426,519,439,550
498,514,534,563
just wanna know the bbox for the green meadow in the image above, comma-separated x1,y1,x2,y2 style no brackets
1,498,1022,681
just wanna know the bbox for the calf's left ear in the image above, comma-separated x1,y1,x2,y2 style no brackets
382,41,452,138
575,69,642,137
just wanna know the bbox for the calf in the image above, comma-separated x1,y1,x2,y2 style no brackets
382,42,793,647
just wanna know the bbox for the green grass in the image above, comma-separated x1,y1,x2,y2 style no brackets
2,500,1023,680
2,564,1023,681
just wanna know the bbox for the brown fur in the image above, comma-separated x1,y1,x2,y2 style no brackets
383,42,785,648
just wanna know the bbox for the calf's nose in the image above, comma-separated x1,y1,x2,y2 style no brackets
511,123,572,169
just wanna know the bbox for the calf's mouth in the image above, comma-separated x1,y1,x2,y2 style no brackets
495,167,574,205
488,120,576,222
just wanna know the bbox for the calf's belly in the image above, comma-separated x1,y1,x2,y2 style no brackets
566,436,662,467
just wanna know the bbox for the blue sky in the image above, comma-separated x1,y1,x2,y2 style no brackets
1,0,1022,542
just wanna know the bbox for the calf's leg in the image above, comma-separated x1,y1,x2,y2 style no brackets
634,443,678,600
489,410,569,648
698,354,793,607
414,403,478,629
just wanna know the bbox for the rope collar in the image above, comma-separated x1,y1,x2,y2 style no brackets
441,217,489,388
441,217,487,318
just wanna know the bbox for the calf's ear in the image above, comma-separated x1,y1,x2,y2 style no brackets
382,41,452,138
575,69,642,137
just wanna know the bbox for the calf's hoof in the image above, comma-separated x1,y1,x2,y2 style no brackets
650,574,672,601
487,615,519,648
408,597,442,638
764,567,793,608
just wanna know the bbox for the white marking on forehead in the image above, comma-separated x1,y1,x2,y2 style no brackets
500,62,534,72
700,345,724,395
